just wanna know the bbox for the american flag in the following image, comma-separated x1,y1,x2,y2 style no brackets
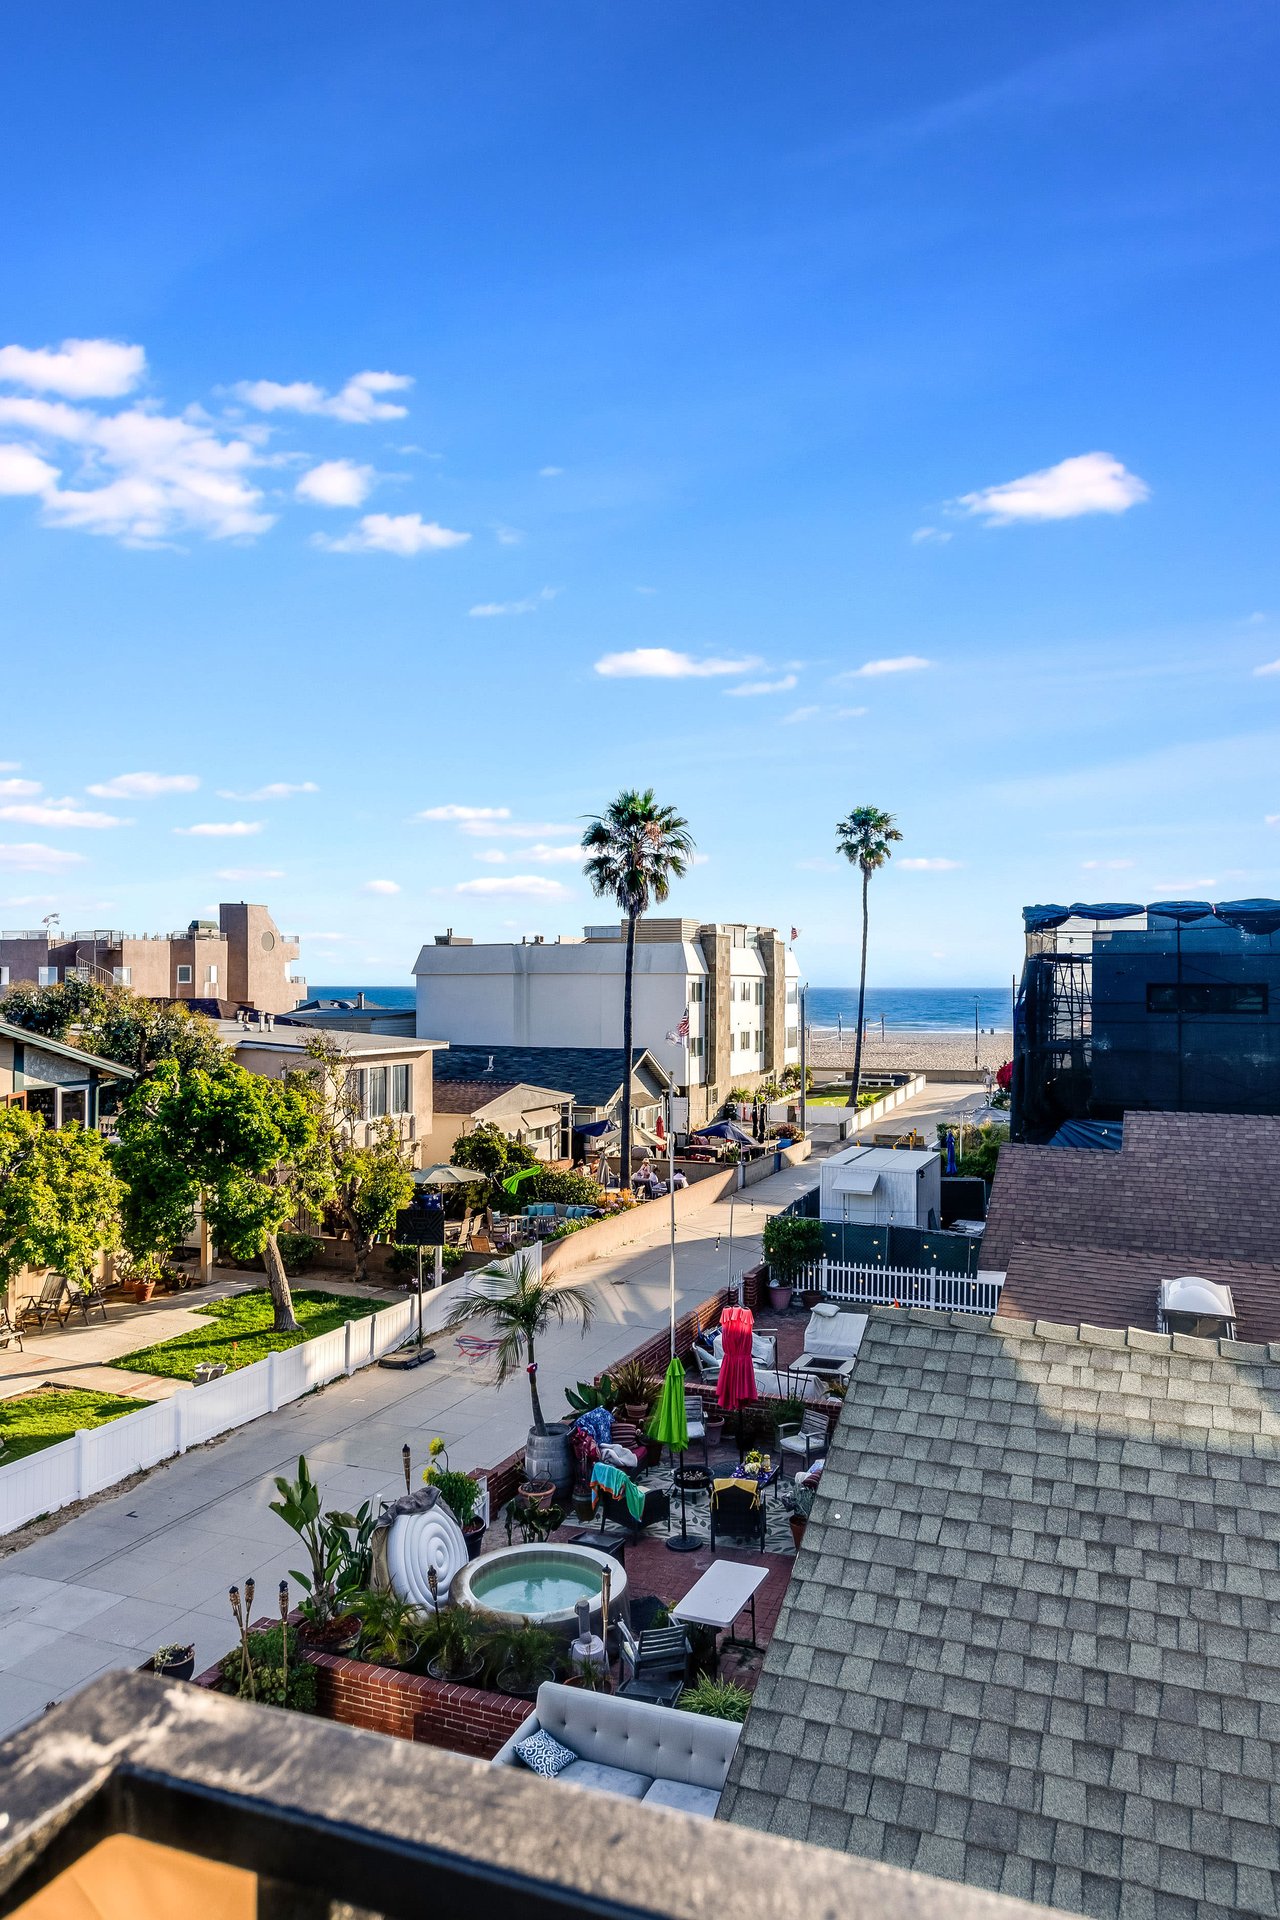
790,926,801,942
666,1006,690,1043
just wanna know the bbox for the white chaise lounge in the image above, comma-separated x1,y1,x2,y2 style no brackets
491,1680,741,1819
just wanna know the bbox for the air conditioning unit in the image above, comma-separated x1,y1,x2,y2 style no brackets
1156,1275,1236,1340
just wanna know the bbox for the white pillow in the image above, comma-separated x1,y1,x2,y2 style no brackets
516,1730,577,1778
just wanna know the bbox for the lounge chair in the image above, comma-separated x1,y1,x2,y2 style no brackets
592,1478,670,1539
709,1481,766,1553
0,1304,24,1352
779,1408,829,1469
65,1277,108,1325
617,1619,690,1707
19,1273,70,1330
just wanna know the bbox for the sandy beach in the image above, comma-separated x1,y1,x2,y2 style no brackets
808,1027,1014,1074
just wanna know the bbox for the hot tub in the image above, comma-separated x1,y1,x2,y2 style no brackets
451,1541,627,1636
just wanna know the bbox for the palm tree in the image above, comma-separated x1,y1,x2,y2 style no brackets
442,1256,593,1435
582,789,694,1185
835,806,902,1107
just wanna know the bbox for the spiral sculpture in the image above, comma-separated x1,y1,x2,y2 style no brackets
385,1502,470,1607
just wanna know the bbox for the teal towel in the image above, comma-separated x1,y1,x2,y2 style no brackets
590,1462,644,1522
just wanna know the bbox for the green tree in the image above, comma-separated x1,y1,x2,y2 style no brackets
0,1107,122,1292
295,1037,414,1281
0,976,102,1041
581,788,694,1185
442,1255,593,1436
450,1120,536,1182
0,979,225,1077
113,1059,323,1331
835,805,903,1106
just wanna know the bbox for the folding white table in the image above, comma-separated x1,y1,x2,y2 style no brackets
670,1560,769,1660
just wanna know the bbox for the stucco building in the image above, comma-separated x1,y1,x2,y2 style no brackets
0,902,306,1016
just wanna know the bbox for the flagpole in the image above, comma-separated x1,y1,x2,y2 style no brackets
668,1087,677,1360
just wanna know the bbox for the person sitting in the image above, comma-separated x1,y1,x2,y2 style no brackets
670,1168,688,1191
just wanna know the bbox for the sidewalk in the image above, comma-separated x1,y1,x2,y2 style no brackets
0,1157,818,1740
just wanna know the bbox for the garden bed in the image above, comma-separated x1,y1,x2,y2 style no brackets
110,1287,381,1382
0,1385,146,1461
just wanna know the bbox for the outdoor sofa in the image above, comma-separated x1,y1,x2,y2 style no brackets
491,1680,741,1818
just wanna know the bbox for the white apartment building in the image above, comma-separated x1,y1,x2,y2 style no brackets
412,918,800,1127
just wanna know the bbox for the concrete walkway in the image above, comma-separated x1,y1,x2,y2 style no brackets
0,1156,820,1740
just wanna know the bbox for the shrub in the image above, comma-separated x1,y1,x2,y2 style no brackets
386,1243,465,1276
611,1357,658,1409
424,1466,481,1528
350,1589,427,1668
219,1625,316,1711
762,1213,824,1280
678,1673,753,1722
277,1231,322,1276
451,1122,537,1182
515,1168,603,1207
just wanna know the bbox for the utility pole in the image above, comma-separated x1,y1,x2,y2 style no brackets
799,984,808,1139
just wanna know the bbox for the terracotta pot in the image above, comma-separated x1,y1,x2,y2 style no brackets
623,1403,649,1424
704,1417,725,1446
768,1282,793,1312
520,1480,555,1510
789,1514,807,1550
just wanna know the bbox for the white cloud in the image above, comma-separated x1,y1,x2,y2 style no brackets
1082,857,1136,870
474,849,507,864
461,819,577,840
296,460,374,508
87,771,199,799
781,706,820,724
455,874,570,899
0,445,59,495
416,804,512,823
899,857,963,871
173,820,263,837
318,512,470,556
539,466,564,477
469,587,559,618
0,800,127,828
217,867,285,880
495,526,524,545
911,526,952,545
691,852,710,866
1267,814,1280,828
1254,659,1280,678
362,879,401,895
216,781,318,801
0,389,272,544
0,777,41,797
234,370,412,424
836,655,931,681
594,648,759,680
526,844,581,864
0,338,145,399
725,674,798,697
836,705,870,718
951,452,1150,525
0,842,87,871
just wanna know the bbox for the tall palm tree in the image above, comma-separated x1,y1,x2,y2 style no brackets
442,1256,593,1435
582,790,694,1185
835,806,902,1107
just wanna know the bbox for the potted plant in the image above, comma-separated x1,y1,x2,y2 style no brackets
503,1496,564,1545
269,1455,369,1651
702,1400,725,1447
489,1620,556,1699
444,1254,594,1497
677,1673,753,1722
611,1358,654,1424
423,1457,486,1559
517,1475,556,1510
762,1213,825,1312
421,1605,486,1684
150,1641,195,1682
218,1624,316,1711
350,1589,426,1670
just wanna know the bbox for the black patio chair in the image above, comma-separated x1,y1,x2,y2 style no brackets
593,1480,670,1539
709,1481,766,1553
66,1277,108,1325
616,1619,690,1706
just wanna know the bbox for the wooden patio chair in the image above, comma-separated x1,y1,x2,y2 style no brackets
0,1304,24,1352
66,1276,109,1325
19,1273,70,1330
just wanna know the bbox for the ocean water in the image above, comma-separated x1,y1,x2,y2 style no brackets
312,983,1013,1034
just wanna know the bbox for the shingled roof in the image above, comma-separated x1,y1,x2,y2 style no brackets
722,1309,1280,1920
431,1045,668,1110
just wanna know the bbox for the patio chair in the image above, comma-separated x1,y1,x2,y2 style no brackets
692,1343,721,1384
709,1481,766,1553
617,1618,690,1706
779,1409,829,1470
65,1276,108,1326
19,1273,70,1330
593,1478,671,1540
0,1304,24,1352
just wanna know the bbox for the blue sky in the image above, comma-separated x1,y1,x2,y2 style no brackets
2,1,1278,989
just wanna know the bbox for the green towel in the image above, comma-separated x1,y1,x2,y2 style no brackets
591,1462,645,1522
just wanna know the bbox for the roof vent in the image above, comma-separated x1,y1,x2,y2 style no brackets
1156,1275,1236,1340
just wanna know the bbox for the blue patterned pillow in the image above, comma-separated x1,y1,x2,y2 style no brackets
516,1730,577,1778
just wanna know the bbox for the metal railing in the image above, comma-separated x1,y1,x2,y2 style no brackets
804,1256,1002,1315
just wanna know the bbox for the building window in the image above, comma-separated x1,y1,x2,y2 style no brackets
755,982,765,1006
0,965,8,987
207,964,219,986
689,1035,705,1058
112,967,131,986
688,980,704,1004
1146,982,1268,1015
785,1026,799,1049
176,965,193,985
38,966,57,987
348,1069,366,1118
390,1063,411,1114
754,1029,763,1052
367,1066,388,1118
738,1030,751,1052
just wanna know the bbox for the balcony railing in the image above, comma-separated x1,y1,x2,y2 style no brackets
0,1672,1048,1920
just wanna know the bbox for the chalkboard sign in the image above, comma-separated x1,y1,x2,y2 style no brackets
395,1203,445,1246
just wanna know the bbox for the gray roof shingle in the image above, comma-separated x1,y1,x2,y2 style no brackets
721,1309,1280,1920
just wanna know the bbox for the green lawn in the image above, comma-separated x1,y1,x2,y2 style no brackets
809,1088,892,1108
111,1287,381,1382
0,1387,145,1462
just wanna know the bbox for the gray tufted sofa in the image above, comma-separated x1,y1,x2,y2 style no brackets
490,1681,741,1818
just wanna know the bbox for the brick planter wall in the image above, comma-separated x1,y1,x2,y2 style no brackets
308,1650,528,1758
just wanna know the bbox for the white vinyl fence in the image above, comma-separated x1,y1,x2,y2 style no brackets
805,1257,1002,1317
0,1244,537,1538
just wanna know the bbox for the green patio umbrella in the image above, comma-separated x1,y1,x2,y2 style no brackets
501,1165,544,1197
649,1355,704,1554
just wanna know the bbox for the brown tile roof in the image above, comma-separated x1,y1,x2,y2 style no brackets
998,1242,1280,1343
431,1079,521,1114
983,1110,1280,1269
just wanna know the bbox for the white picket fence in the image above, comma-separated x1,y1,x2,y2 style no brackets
804,1256,1002,1317
0,1244,537,1538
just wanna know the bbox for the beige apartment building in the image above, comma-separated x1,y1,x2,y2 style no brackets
0,902,306,1016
